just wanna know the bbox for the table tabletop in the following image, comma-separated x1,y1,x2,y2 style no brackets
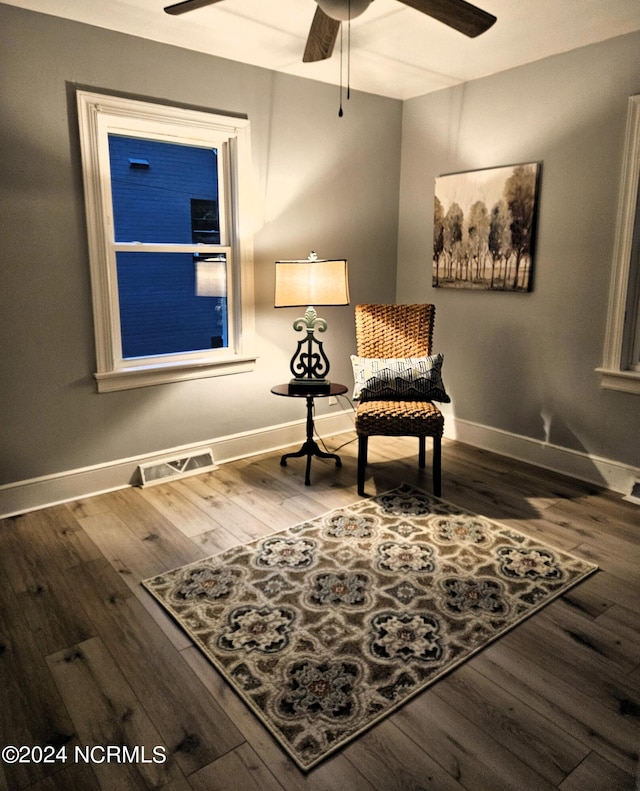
271,382,348,398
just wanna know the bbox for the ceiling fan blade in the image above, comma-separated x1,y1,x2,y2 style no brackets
164,0,224,16
303,6,341,62
397,0,496,37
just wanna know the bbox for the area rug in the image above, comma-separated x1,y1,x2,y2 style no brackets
142,484,597,771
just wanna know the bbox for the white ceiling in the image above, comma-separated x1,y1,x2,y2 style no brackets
4,0,640,99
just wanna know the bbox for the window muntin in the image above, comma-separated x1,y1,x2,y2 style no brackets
77,91,256,392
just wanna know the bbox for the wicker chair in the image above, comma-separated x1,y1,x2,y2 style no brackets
354,304,444,497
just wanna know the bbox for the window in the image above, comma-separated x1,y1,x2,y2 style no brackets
77,91,256,392
598,94,640,394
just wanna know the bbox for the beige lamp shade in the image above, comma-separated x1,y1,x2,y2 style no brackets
275,257,350,307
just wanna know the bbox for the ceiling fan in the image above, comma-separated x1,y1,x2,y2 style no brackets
163,0,497,62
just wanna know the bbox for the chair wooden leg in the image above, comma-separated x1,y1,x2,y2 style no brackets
357,434,368,496
433,434,442,497
418,436,426,467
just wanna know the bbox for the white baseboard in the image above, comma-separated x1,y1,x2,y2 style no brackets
443,414,639,499
0,409,355,519
1,408,637,519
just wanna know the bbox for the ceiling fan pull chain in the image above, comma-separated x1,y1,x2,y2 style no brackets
338,22,344,116
347,0,351,100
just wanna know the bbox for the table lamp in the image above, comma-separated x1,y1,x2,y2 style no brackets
274,252,350,393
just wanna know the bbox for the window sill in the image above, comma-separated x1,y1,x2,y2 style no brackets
95,355,257,392
596,367,640,394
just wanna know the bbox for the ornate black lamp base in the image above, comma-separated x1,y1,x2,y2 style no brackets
287,307,333,394
288,378,331,394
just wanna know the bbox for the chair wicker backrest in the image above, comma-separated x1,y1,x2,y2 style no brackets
355,304,435,359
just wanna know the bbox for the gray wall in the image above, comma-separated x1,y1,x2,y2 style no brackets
397,32,640,470
0,5,401,485
2,4,638,491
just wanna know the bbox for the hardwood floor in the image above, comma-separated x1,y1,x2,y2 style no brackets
0,435,638,790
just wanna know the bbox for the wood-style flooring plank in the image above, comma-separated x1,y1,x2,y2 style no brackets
444,440,601,502
77,510,190,584
188,743,285,791
189,458,258,498
66,557,246,777
138,484,224,537
188,523,252,557
560,581,616,620
85,486,207,564
576,538,640,585
175,476,280,541
392,689,557,791
77,504,198,651
582,569,640,615
19,762,100,790
0,512,95,657
0,567,78,790
499,608,640,717
430,664,588,785
443,454,565,514
23,504,104,569
545,493,640,541
474,640,639,775
47,636,187,790
558,750,637,790
342,717,469,791
535,596,640,675
595,603,640,648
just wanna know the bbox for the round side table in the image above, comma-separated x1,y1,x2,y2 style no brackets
271,382,348,485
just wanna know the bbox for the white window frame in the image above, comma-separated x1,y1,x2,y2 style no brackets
77,90,256,392
598,94,640,394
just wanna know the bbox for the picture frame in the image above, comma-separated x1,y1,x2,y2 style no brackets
433,162,541,292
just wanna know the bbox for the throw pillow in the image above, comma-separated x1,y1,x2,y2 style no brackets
350,354,451,402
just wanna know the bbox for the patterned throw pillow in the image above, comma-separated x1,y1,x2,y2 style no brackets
350,354,451,402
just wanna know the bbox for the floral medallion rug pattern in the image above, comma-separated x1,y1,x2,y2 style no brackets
142,484,597,771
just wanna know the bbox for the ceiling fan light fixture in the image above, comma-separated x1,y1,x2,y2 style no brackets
315,0,372,21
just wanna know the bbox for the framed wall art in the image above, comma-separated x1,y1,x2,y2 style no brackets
433,162,541,292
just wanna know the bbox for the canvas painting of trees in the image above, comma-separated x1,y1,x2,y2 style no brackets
433,162,540,291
